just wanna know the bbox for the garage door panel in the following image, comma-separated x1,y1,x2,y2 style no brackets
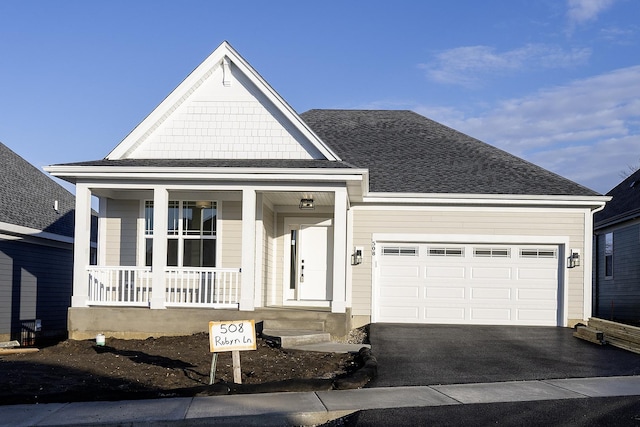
517,288,556,301
425,307,466,320
470,308,512,321
380,306,420,320
426,287,465,299
471,287,511,300
471,267,512,279
376,243,561,326
380,286,420,298
380,265,421,278
517,268,557,280
426,266,466,278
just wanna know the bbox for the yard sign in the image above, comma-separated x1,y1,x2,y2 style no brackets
208,320,256,384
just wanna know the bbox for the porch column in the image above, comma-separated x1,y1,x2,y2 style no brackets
253,193,264,308
240,188,256,311
150,187,168,309
97,196,108,266
71,183,92,307
331,188,348,313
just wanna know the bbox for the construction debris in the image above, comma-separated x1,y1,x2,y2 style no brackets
0,340,20,349
574,317,640,354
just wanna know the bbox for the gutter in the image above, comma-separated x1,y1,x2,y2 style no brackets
362,192,611,208
0,221,74,244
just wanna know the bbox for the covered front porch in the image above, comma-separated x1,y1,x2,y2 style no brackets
72,182,353,317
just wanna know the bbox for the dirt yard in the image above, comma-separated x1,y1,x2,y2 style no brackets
0,332,366,406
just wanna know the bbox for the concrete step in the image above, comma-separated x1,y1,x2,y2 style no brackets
261,329,331,348
262,319,325,332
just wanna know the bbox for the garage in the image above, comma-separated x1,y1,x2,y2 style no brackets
374,243,562,326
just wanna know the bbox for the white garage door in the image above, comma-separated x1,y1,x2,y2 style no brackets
374,243,561,326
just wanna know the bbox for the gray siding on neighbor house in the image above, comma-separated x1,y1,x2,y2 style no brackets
0,238,73,342
595,223,640,321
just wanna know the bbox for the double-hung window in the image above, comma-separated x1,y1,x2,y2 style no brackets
145,200,217,267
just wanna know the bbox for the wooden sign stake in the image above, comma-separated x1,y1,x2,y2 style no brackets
209,353,218,385
232,350,242,384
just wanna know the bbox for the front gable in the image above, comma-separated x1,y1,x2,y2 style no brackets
107,41,339,161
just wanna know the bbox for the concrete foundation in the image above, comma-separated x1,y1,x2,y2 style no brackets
67,306,355,340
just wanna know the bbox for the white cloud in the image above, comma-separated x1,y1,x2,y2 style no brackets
599,26,637,44
421,44,591,87
527,135,640,193
415,65,640,194
567,0,616,26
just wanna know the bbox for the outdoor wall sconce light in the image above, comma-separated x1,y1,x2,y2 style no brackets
299,198,314,210
568,249,581,268
351,247,363,265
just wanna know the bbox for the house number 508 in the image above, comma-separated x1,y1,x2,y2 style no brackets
220,323,244,334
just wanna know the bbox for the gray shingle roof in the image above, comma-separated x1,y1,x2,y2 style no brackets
52,109,601,198
301,110,600,196
0,142,75,237
594,168,640,229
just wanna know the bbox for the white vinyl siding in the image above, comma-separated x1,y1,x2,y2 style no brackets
220,200,242,269
262,204,275,306
351,207,587,321
105,199,139,266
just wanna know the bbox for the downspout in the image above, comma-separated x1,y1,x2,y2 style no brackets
583,199,611,320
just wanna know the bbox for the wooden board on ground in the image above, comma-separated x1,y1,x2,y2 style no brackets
573,326,604,345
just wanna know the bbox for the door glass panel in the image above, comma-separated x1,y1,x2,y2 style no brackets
290,229,297,290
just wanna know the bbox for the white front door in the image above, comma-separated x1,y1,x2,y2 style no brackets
284,218,333,303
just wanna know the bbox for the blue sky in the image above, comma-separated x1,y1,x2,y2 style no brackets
1,0,639,194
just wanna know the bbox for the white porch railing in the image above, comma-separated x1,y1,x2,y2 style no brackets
165,267,240,308
86,266,241,308
88,266,152,306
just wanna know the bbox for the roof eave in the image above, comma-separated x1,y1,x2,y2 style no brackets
44,165,368,183
362,192,611,208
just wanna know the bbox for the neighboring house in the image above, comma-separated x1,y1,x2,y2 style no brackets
593,168,640,322
0,142,76,344
46,41,609,340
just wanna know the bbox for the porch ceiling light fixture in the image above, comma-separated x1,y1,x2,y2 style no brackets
299,198,315,210
195,201,212,209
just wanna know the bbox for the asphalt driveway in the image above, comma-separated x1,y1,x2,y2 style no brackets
367,324,640,387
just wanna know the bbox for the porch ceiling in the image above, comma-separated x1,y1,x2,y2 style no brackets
264,191,335,207
89,189,340,208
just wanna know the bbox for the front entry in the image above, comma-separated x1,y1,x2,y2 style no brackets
284,218,333,304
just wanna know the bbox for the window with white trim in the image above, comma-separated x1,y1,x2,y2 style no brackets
382,246,418,256
144,200,217,267
428,247,464,257
605,232,613,278
474,247,510,258
520,248,557,259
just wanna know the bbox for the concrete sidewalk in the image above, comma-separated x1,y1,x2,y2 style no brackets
3,375,640,426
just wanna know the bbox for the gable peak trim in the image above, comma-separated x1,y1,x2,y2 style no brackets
105,41,340,162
